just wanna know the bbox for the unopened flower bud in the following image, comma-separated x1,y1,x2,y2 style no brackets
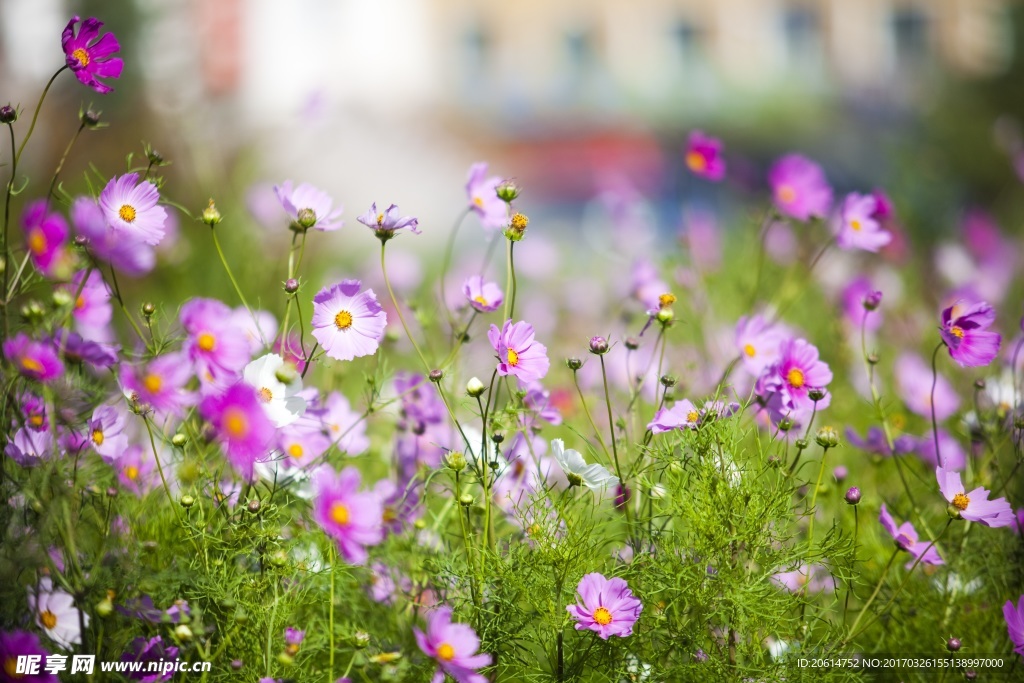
353,631,371,649
201,199,222,227
81,109,101,127
428,369,443,383
845,487,861,505
296,208,317,230
276,652,294,666
96,595,114,617
795,438,808,451
106,487,118,498
459,493,474,507
656,308,674,324
0,105,16,124
246,499,261,514
180,495,195,509
965,669,977,680
505,212,529,241
275,364,297,385
466,377,485,397
777,417,794,432
973,378,986,390
52,290,73,307
171,433,188,448
946,637,961,652
815,426,839,449
230,659,243,671
867,352,879,365
589,336,609,355
284,278,299,294
808,388,826,402
767,455,781,468
141,302,156,318
625,337,639,350
496,181,520,203
443,451,466,473
566,357,583,371
660,374,676,388
146,148,164,165
174,624,193,641
491,432,504,444
862,290,882,311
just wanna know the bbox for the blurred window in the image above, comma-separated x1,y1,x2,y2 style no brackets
781,5,824,86
891,7,930,71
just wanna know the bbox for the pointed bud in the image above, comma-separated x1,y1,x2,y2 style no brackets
202,200,222,227
588,336,609,355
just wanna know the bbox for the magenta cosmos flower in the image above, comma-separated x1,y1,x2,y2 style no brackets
99,173,168,246
22,200,69,277
0,630,58,683
200,383,275,481
1005,595,1024,658
760,338,833,413
684,130,726,181
274,180,343,232
769,154,832,221
463,276,503,313
567,573,643,640
311,279,387,362
936,466,1014,527
71,196,155,276
312,466,384,564
357,203,420,238
4,334,63,383
121,353,194,417
488,320,549,383
878,503,943,569
940,300,1002,367
414,606,492,683
465,162,508,232
62,16,123,94
835,192,891,252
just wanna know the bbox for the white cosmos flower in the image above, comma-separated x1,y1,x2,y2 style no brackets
550,438,618,491
28,577,87,649
243,353,306,428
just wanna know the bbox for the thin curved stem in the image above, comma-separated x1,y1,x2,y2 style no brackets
380,242,430,371
929,341,945,468
211,228,253,313
14,66,67,166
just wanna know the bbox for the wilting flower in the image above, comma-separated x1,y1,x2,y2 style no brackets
758,338,832,413
835,192,891,252
311,280,387,362
551,439,618,491
463,276,503,313
567,573,643,640
0,630,58,683
488,320,549,383
119,636,179,682
465,162,508,232
22,200,69,277
734,314,788,375
274,181,343,232
768,154,832,221
878,503,943,569
121,352,194,417
939,300,1002,367
242,354,306,428
414,606,491,683
684,130,726,181
936,466,1014,527
3,334,63,383
312,466,384,564
99,173,168,246
71,196,155,276
27,578,87,649
357,203,420,237
895,353,959,421
199,384,275,480
1005,595,1024,658
647,399,700,433
62,16,123,93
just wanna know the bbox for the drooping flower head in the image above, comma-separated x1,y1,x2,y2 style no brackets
311,279,387,362
465,162,508,232
1005,596,1024,659
120,352,195,417
27,577,88,649
200,383,276,480
242,353,306,428
551,439,618,491
274,181,343,232
878,503,944,569
940,300,1002,367
0,630,58,683
684,130,726,181
3,334,63,383
567,573,643,640
21,200,70,277
312,466,384,564
936,466,1014,527
487,320,549,383
835,192,892,252
62,16,123,93
71,196,155,276
99,173,168,246
768,154,832,221
357,203,420,240
414,606,492,683
462,276,503,313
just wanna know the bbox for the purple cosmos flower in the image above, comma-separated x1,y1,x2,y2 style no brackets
879,503,944,569
684,130,726,181
22,200,69,277
120,636,179,682
4,427,52,467
278,422,331,469
317,391,371,455
311,279,387,362
936,466,1014,527
841,277,883,333
567,573,643,640
940,300,1002,367
463,276,503,313
368,562,411,605
27,577,87,649
57,332,118,369
759,338,833,413
521,382,562,426
116,596,190,625
915,429,965,471
895,353,959,420
71,196,155,276
357,203,420,237
62,16,123,93
3,334,63,383
768,154,833,221
735,314,788,375
465,162,508,232
274,181,343,231
835,192,891,252
180,298,253,386
414,606,492,683
284,628,305,656
770,564,835,593
648,399,700,433
121,352,194,417
62,270,112,340
87,404,130,460
99,173,168,246
115,445,157,496
200,384,275,481
845,427,917,458
1005,596,1024,658
312,466,384,564
20,393,48,431
487,320,549,383
0,630,58,683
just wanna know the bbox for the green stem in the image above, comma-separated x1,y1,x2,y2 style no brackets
14,67,67,166
571,369,612,464
329,544,336,682
599,354,632,534
212,228,253,313
380,242,430,371
45,123,85,209
2,121,17,337
439,207,470,330
929,341,945,467
507,240,517,320
806,445,830,549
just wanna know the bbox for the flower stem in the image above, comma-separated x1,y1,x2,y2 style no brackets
14,66,67,166
806,444,830,550
211,228,253,313
439,207,470,331
380,242,430,371
599,354,632,534
929,341,945,468
329,544,336,682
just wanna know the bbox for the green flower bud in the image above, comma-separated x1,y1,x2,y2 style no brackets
202,199,222,227
444,451,467,473
466,377,485,397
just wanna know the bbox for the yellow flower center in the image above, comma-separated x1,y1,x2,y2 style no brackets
197,332,216,352
777,185,797,204
383,506,397,523
787,368,805,388
510,213,529,231
20,357,44,373
223,408,249,439
506,349,520,366
334,310,353,330
119,204,137,223
75,295,86,310
849,219,862,232
526,522,541,536
72,47,90,66
288,443,304,458
29,415,44,427
473,196,484,208
125,465,139,480
593,606,613,626
685,151,707,173
687,410,699,423
376,212,385,226
257,387,273,403
40,609,58,629
437,643,456,661
27,228,47,255
952,492,970,511
330,501,349,525
950,326,964,339
743,343,757,358
143,373,163,394
92,429,104,446
3,656,21,677
473,295,489,306
659,292,677,308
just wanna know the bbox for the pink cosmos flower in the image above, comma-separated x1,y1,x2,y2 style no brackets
894,353,959,421
487,320,549,383
1005,595,1024,658
465,162,508,232
759,338,832,413
462,276,503,313
21,200,69,277
312,466,384,564
71,196,155,276
200,384,276,481
62,16,123,93
277,422,330,469
647,399,700,433
940,300,1002,367
357,203,420,237
414,606,492,683
835,192,891,252
3,334,63,383
62,270,112,340
317,391,370,455
841,277,882,333
28,577,88,649
311,280,387,362
115,445,157,496
768,154,833,221
567,573,643,640
684,130,726,181
936,466,1014,527
87,404,130,460
734,314,788,375
4,427,53,467
120,352,195,417
915,429,966,471
180,298,252,386
0,630,58,683
274,180,343,231
98,173,168,246
878,503,944,569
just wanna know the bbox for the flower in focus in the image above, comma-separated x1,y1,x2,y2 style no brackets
99,173,168,246
462,276,503,313
62,16,123,93
878,503,944,569
71,196,155,276
835,192,891,252
121,352,195,417
487,320,549,383
936,466,1014,527
939,300,1002,367
242,353,306,428
758,338,832,413
0,629,58,683
274,180,343,231
414,606,492,683
357,203,420,237
647,399,700,433
21,200,70,277
1005,595,1024,658
566,573,643,640
684,130,726,181
3,334,63,383
768,154,832,221
27,577,87,649
465,162,508,232
199,383,276,480
312,466,384,564
311,279,387,362
551,439,618,491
